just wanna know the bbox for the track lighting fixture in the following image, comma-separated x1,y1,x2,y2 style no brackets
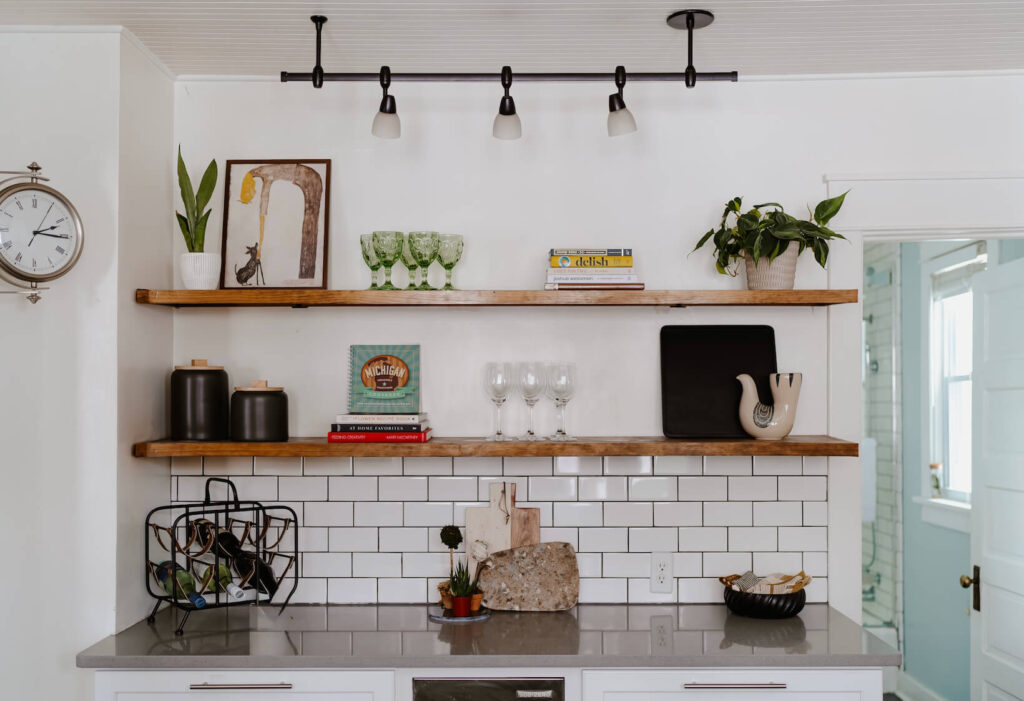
371,65,401,139
492,66,522,140
607,65,637,137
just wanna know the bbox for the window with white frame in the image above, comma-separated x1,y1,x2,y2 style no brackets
928,247,986,503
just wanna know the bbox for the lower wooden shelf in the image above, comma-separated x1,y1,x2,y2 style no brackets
133,435,857,459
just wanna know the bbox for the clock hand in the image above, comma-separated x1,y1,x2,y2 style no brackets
33,232,70,239
32,225,59,234
34,203,54,232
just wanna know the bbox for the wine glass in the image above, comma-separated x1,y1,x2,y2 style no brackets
547,362,577,441
485,362,515,442
401,234,419,290
438,234,464,290
409,231,439,291
360,234,382,289
518,362,547,441
372,231,404,290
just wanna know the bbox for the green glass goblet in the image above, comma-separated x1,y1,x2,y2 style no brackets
408,231,439,291
360,234,382,290
401,234,419,290
372,231,404,290
438,234,464,290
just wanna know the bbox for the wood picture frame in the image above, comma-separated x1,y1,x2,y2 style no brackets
219,159,331,289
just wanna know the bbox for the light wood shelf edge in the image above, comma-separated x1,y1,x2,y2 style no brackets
135,289,858,307
134,435,858,459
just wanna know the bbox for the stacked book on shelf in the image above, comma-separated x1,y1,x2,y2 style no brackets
328,413,432,443
545,248,644,290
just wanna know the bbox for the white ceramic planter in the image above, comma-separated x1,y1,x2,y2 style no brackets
743,244,799,290
180,252,221,290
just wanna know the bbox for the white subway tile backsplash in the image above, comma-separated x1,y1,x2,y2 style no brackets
629,528,677,552
806,578,828,603
703,501,752,526
478,476,528,501
629,476,677,501
653,502,702,527
353,457,402,475
802,457,828,475
379,527,428,552
753,456,802,475
703,456,752,475
654,456,702,475
402,552,449,578
354,501,402,526
754,552,803,574
628,578,677,603
673,552,702,577
753,501,803,526
404,502,453,526
428,476,477,501
578,476,627,501
203,456,254,476
171,457,202,475
703,552,752,576
728,527,778,552
379,476,427,501
604,502,653,527
553,502,603,527
503,457,553,475
303,552,352,577
678,527,728,551
677,577,725,603
579,578,627,603
328,578,377,603
303,457,353,476
604,456,653,475
353,553,402,577
529,477,578,501
290,578,328,604
329,527,378,552
330,477,377,501
804,502,828,526
540,527,579,549
280,476,328,501
603,553,652,577
453,501,483,525
378,578,427,603
778,526,828,551
453,457,502,475
778,476,827,501
554,457,603,475
579,528,628,552
678,477,727,501
299,527,329,552
305,501,353,527
576,552,603,577
254,457,302,476
402,457,452,475
728,476,778,501
803,551,828,576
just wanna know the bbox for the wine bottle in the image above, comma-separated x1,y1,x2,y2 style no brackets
155,561,207,608
202,563,245,600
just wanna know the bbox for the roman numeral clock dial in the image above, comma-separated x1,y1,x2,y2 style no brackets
0,167,84,299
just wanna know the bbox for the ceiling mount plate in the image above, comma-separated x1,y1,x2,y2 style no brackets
666,9,715,30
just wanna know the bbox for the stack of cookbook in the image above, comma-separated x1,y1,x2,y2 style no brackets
328,413,431,443
544,248,644,290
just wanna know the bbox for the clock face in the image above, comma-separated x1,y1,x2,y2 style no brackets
0,185,82,282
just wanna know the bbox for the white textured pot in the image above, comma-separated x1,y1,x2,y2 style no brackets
743,245,799,290
180,252,221,290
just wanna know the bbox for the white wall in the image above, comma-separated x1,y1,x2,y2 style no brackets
173,73,1024,620
0,30,121,701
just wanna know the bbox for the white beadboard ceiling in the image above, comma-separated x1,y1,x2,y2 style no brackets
1,0,1023,77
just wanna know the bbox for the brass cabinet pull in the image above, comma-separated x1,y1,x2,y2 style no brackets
960,574,973,588
683,682,787,689
189,682,293,690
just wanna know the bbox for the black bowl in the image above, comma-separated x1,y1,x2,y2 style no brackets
723,586,806,619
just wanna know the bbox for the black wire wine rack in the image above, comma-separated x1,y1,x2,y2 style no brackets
144,477,298,635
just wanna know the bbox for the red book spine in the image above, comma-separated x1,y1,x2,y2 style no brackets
327,430,431,443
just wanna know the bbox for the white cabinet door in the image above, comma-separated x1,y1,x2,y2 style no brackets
95,670,394,701
582,669,881,701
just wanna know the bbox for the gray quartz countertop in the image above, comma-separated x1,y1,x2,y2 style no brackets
77,604,900,669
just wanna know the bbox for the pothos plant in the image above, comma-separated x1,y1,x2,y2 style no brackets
176,146,218,253
693,192,848,275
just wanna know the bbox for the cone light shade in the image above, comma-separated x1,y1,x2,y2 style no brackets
493,112,522,140
607,105,637,136
372,110,401,139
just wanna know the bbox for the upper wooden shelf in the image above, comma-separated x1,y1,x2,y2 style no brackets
134,435,857,459
135,289,857,308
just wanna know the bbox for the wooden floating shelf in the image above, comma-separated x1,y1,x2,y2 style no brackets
134,435,857,459
136,289,857,308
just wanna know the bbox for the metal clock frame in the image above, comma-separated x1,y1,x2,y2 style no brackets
0,178,85,285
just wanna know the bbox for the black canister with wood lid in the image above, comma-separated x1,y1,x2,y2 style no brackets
230,380,288,442
170,359,230,440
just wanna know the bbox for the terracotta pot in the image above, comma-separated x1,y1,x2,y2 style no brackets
470,592,483,613
452,596,472,617
437,581,453,610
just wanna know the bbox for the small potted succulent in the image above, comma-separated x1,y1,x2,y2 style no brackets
693,192,848,290
437,525,463,609
449,561,474,617
176,146,219,290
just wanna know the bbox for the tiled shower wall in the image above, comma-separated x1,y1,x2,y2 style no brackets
170,455,829,604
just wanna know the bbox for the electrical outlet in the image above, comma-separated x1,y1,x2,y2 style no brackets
650,552,673,593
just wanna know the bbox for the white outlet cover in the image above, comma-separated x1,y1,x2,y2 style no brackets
650,552,673,593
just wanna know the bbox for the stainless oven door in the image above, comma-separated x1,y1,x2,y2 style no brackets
412,677,564,701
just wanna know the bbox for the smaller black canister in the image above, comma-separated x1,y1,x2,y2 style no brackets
170,359,229,441
230,380,289,442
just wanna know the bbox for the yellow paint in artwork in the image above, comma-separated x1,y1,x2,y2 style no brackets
239,170,256,204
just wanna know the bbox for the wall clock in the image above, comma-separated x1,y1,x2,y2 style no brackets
0,162,84,303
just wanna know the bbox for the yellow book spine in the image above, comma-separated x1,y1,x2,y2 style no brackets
550,255,634,268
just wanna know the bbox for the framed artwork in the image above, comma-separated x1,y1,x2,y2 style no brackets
219,159,331,289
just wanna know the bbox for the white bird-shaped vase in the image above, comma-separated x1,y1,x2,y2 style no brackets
736,373,802,440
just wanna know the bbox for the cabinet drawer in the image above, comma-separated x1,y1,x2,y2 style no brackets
582,669,882,701
95,670,394,701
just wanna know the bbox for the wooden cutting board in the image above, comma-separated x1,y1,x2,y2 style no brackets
478,542,579,611
464,482,540,576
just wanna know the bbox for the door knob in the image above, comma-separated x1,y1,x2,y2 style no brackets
960,574,974,588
